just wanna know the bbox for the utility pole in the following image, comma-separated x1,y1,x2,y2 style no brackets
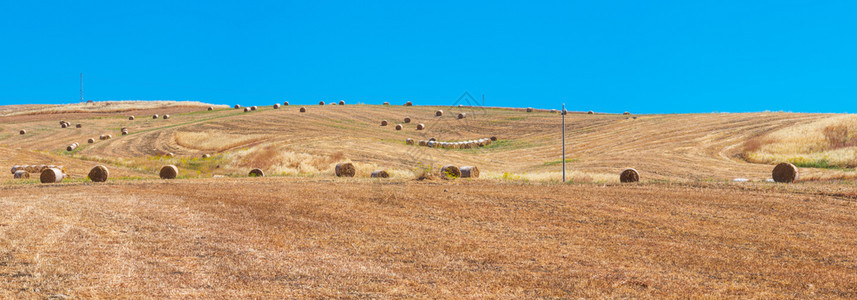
80,73,83,102
482,94,485,106
562,103,567,182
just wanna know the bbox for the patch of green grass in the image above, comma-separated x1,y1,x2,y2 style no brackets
543,158,578,166
788,158,849,170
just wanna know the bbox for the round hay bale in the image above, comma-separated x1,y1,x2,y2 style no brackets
299,107,306,113
88,165,109,182
620,168,640,183
13,170,29,179
273,103,281,109
383,102,390,105
152,114,159,119
251,106,257,111
40,168,63,183
11,165,20,174
19,130,25,135
587,111,594,114
405,138,415,145
166,152,174,158
328,102,335,105
76,124,82,128
460,166,480,178
163,114,170,119
526,107,534,112
395,124,403,130
428,137,436,142
418,140,427,146
202,154,210,158
106,134,113,139
335,162,356,177
427,141,436,147
244,107,250,112
404,117,411,123
159,165,178,179
283,101,290,106
208,107,214,111
404,101,413,106
121,130,128,135
129,116,135,120
319,101,325,105
59,120,66,126
339,100,345,105
380,120,388,126
66,145,76,151
249,168,265,177
61,123,68,128
772,162,799,183
88,138,95,143
490,136,497,141
436,110,443,117
371,170,389,178
623,111,631,115
416,123,425,130
458,113,466,119
234,104,241,109
441,165,461,179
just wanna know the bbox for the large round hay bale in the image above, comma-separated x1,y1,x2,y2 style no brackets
623,111,631,115
458,113,466,119
418,140,427,146
772,162,799,183
208,106,214,111
428,137,437,142
339,100,345,105
620,168,639,183
526,107,533,112
11,165,20,174
249,168,265,177
395,124,403,130
76,124,82,128
335,162,356,177
318,101,325,105
251,106,257,111
106,134,113,139
416,123,425,130
460,166,480,178
283,101,289,106
436,110,443,116
19,130,25,135
383,102,390,106
405,138,414,145
59,120,66,126
129,116,135,120
202,154,210,158
427,140,436,147
88,138,95,143
163,114,170,119
380,120,388,126
88,165,109,182
61,123,68,128
152,114,159,119
587,111,594,114
244,107,251,112
404,117,411,123
371,170,389,178
159,165,178,179
273,103,281,109
13,170,29,179
121,130,128,135
234,104,241,109
404,101,413,106
441,165,461,179
299,107,306,112
66,145,76,151
40,168,63,183
490,136,497,141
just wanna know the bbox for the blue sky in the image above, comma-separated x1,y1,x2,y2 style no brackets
1,1,855,113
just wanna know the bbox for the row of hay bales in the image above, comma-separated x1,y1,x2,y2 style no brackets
614,162,799,184
439,165,480,179
381,121,426,131
411,137,497,149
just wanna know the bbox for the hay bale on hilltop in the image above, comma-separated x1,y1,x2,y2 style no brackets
13,170,29,179
417,123,425,130
88,138,95,143
436,110,443,117
526,107,533,112
251,106,257,111
460,166,480,178
335,162,356,177
405,138,415,145
273,103,280,109
152,114,159,119
234,104,241,109
404,117,411,123
339,100,345,105
129,116,135,120
244,107,251,112
587,111,594,114
88,165,109,182
283,101,289,106
160,165,178,179
458,113,466,119
620,168,639,183
772,162,799,183
319,101,325,105
623,111,631,115
249,168,265,177
208,107,214,111
381,120,388,126
19,130,25,135
404,101,413,106
383,102,390,105
441,165,461,179
299,107,306,113
395,124,403,131
371,170,389,178
40,168,63,183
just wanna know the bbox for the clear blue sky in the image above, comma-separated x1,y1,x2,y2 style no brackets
1,1,855,113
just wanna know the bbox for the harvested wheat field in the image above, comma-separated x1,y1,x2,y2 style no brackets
1,101,857,297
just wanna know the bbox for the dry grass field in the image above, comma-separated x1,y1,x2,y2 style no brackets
1,101,857,297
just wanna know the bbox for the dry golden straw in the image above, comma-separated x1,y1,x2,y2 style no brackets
460,166,480,178
371,170,389,178
88,165,109,182
441,165,461,179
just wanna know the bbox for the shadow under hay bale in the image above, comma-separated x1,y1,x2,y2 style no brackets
620,168,639,183
88,165,109,182
249,168,265,177
772,162,799,183
371,170,389,178
160,165,178,179
40,168,63,183
335,162,356,177
13,170,29,179
460,166,480,178
441,165,461,179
